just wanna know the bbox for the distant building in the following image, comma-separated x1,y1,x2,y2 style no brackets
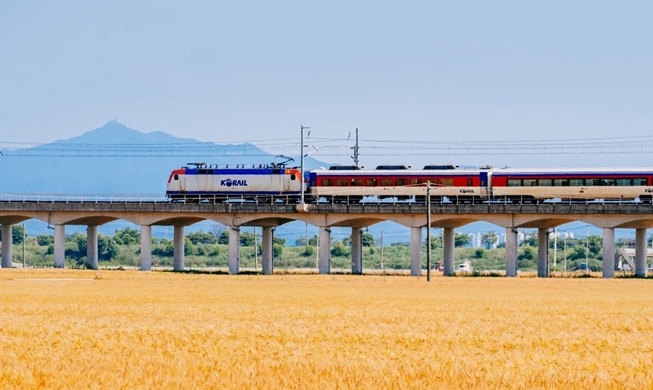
473,232,481,248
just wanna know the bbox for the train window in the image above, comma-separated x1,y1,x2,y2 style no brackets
291,174,296,181
633,178,647,186
380,178,393,186
467,178,473,186
335,178,349,186
441,179,454,187
507,179,521,187
617,178,632,186
396,178,408,186
585,179,600,186
601,179,616,186
538,179,552,186
522,179,537,187
321,179,333,187
425,178,437,185
351,178,363,186
554,179,569,186
173,174,179,181
410,178,424,186
569,179,584,186
365,178,377,186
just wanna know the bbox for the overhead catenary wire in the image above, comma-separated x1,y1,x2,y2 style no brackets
2,134,653,157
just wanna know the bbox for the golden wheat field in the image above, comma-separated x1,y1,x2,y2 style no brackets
1,271,652,389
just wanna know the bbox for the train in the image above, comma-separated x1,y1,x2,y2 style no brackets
166,162,653,204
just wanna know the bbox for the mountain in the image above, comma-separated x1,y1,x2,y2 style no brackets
0,120,327,194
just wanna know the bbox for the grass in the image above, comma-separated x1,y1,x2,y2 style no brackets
1,270,652,388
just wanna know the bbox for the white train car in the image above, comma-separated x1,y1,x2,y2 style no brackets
166,164,302,202
491,168,653,202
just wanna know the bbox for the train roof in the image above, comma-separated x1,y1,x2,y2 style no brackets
311,168,485,176
493,167,653,175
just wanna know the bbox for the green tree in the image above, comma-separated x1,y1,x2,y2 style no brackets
519,246,536,261
521,233,537,247
569,246,587,261
11,225,26,245
362,233,375,247
474,248,486,258
184,238,195,256
273,243,283,258
218,231,229,245
454,233,471,247
481,232,498,249
36,234,54,246
295,236,319,246
153,241,174,257
113,227,140,246
273,236,286,246
587,235,602,257
301,246,315,257
331,241,348,257
240,232,255,246
426,235,442,250
75,234,87,256
187,230,217,245
98,235,118,260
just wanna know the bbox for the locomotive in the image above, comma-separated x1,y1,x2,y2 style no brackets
166,161,653,204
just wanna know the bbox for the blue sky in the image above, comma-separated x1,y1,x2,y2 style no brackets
1,0,652,168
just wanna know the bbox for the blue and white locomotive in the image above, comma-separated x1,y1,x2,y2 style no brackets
166,162,303,202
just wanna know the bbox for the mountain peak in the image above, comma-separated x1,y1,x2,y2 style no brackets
59,121,199,145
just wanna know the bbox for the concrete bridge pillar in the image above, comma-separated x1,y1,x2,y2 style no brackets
537,228,549,277
1,224,13,268
228,226,240,274
86,225,98,270
318,227,331,274
54,224,65,268
140,225,152,271
505,228,518,277
351,227,363,275
443,227,455,276
410,227,422,276
262,226,273,275
173,226,185,271
635,228,648,277
602,228,615,278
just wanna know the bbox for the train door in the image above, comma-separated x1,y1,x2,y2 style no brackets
197,170,209,192
179,174,186,192
480,171,490,198
284,175,292,193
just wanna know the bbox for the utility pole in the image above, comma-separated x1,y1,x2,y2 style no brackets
553,227,557,274
22,224,26,268
305,223,308,250
564,237,567,275
350,128,360,167
426,182,432,282
300,125,310,204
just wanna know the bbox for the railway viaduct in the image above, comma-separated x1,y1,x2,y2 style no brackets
1,199,653,278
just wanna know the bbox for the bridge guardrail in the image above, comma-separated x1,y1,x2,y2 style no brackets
0,193,650,205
